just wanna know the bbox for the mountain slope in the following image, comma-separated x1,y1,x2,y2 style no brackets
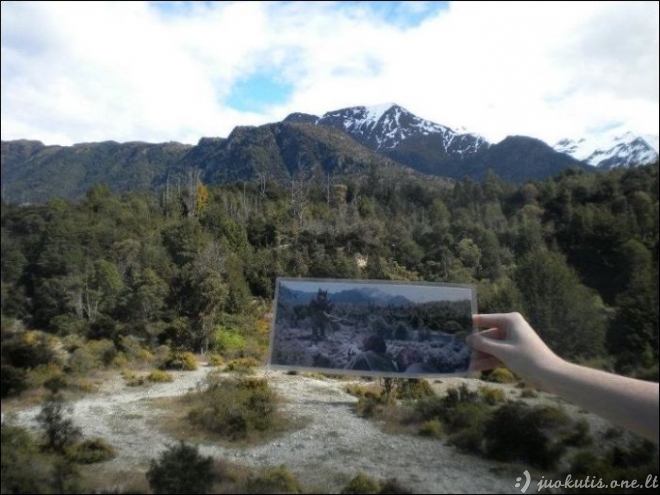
459,136,591,182
1,140,191,204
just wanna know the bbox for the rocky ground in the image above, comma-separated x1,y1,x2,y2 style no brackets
3,362,616,494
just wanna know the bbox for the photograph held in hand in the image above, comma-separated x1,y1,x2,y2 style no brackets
268,278,477,378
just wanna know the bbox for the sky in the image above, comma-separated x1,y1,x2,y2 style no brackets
1,1,658,147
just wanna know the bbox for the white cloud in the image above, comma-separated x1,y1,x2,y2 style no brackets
1,1,658,146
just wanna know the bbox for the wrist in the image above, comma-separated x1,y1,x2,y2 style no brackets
534,354,571,394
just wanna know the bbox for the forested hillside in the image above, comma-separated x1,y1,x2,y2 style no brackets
1,163,658,397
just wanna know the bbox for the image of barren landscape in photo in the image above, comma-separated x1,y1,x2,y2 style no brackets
269,279,475,377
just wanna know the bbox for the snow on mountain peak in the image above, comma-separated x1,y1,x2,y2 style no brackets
554,131,658,169
363,103,397,126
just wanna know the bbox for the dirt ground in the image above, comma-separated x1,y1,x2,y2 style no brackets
2,363,614,494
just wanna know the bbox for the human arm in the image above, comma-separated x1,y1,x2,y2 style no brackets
467,312,659,444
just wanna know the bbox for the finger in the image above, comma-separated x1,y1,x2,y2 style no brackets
473,313,515,329
466,331,509,356
469,353,503,372
471,327,507,341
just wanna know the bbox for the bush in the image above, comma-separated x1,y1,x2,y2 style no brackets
564,441,659,494
66,438,116,464
148,369,174,383
1,423,48,494
519,387,538,398
341,472,380,494
225,357,260,374
68,339,117,374
1,364,28,398
27,363,68,392
207,354,224,367
447,424,484,454
122,369,146,387
245,465,302,494
483,401,570,469
187,375,278,441
163,351,198,371
419,419,443,438
146,442,214,494
36,394,82,454
481,367,516,383
562,418,592,448
355,396,384,419
395,379,435,401
479,386,506,405
213,327,247,357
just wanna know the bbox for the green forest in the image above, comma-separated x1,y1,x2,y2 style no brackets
2,163,659,397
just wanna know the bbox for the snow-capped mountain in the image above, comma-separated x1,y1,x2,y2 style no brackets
284,103,588,181
314,103,489,154
554,132,658,169
285,103,491,177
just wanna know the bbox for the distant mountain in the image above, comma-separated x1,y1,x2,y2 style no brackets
1,139,191,204
554,132,659,169
3,103,643,204
286,104,590,181
277,285,412,307
2,122,445,204
286,103,490,176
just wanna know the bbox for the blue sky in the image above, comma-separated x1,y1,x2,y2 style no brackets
1,1,658,146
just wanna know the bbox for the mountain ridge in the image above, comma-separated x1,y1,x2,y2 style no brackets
3,103,656,204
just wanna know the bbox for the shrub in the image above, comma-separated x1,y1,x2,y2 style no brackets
36,394,82,454
27,363,67,391
225,357,260,374
395,379,435,401
213,327,247,357
1,364,28,398
122,369,146,387
483,401,570,469
479,386,506,405
562,418,592,448
69,339,117,374
355,396,384,419
2,329,59,369
1,423,47,494
419,419,443,438
207,354,224,367
148,369,174,383
341,472,379,494
447,424,484,454
187,376,277,440
481,367,516,383
66,438,116,464
519,387,538,398
564,441,659,494
146,442,214,494
245,465,302,494
163,351,198,371
345,383,374,398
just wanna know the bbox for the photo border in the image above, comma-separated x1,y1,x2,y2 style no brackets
267,277,478,379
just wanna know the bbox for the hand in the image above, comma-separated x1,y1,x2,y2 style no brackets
467,312,562,384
